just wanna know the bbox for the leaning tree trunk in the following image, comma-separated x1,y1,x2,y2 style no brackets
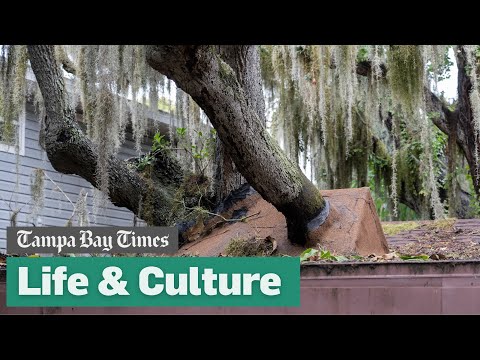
213,46,267,204
455,47,480,197
27,45,183,226
147,45,327,244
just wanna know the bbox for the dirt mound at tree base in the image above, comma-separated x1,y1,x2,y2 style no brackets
177,187,388,257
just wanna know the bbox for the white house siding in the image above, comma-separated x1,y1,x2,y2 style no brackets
0,103,157,253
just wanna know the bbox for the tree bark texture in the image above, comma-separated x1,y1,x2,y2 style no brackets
213,46,268,204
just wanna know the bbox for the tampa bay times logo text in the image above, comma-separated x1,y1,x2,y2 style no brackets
7,227,179,254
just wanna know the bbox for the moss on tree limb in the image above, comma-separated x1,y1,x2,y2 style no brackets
27,45,329,244
357,53,480,199
27,45,183,226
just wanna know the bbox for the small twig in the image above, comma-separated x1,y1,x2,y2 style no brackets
0,193,27,227
68,190,89,223
185,206,261,223
44,172,93,224
0,193,27,213
43,171,75,209
197,190,204,208
0,193,11,209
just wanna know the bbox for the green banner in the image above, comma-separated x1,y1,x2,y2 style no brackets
6,257,300,307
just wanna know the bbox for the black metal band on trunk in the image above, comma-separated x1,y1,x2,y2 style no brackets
307,199,330,232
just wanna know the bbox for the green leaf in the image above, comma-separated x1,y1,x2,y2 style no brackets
334,255,349,262
176,127,186,137
300,248,319,262
300,248,314,257
320,250,331,259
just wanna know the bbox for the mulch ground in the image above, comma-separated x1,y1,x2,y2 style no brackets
385,219,480,259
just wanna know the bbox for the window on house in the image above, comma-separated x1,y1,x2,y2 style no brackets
0,110,25,156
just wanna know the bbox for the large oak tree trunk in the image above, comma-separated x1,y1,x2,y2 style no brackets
455,47,480,197
214,140,245,204
213,46,268,204
147,45,327,244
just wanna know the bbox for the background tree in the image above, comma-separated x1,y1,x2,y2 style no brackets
259,45,480,220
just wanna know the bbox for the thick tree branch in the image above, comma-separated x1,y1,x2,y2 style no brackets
355,58,460,147
355,60,387,77
212,46,261,204
425,90,451,135
27,45,183,226
218,45,267,123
